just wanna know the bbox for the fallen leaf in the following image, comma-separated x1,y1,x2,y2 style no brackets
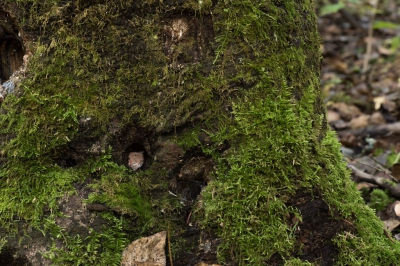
331,119,349,130
350,114,370,129
369,112,386,125
374,96,386,110
391,163,400,181
378,45,393,55
333,60,348,73
327,110,341,123
340,133,357,147
332,102,361,121
382,100,397,112
356,182,378,190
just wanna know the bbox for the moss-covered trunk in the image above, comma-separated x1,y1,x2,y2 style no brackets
0,0,399,265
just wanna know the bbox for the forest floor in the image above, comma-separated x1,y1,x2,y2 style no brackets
318,3,400,237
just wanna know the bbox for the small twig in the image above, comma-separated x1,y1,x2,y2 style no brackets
186,211,192,225
169,191,178,197
368,155,389,171
339,9,366,31
362,0,379,73
367,155,398,183
384,228,396,244
331,0,367,31
348,164,400,199
344,153,397,183
343,219,354,226
168,222,174,266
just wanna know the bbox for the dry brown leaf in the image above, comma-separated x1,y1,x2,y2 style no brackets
327,110,341,123
332,102,361,121
378,45,393,55
333,60,348,73
350,114,370,129
331,119,349,130
356,182,378,190
340,133,357,147
374,96,386,110
325,24,341,34
382,100,397,112
391,164,400,182
369,112,385,125
384,218,400,232
351,83,368,95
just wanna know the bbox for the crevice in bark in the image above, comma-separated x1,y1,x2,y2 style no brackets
266,191,356,265
0,246,31,266
0,9,24,82
288,191,355,266
162,13,214,69
167,145,214,207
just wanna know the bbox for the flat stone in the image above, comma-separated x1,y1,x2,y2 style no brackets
121,231,167,266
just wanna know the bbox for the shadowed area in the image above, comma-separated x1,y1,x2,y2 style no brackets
0,10,24,82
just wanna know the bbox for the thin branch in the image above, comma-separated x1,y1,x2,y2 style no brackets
348,164,400,198
343,153,397,183
362,0,379,73
168,222,174,266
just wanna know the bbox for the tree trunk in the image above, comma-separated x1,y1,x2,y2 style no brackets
0,0,399,265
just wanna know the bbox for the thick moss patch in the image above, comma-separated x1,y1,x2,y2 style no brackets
0,0,399,265
198,0,400,265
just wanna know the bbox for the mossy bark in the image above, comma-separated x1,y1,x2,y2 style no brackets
0,0,399,265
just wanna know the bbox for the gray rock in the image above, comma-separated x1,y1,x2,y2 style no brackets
121,231,166,266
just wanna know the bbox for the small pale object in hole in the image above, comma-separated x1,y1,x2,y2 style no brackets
128,152,144,171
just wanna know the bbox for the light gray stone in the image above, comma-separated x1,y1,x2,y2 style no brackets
121,231,167,266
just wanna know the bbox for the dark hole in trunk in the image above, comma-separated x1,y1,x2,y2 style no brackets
0,34,24,82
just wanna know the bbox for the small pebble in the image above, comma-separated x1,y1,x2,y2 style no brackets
128,151,144,171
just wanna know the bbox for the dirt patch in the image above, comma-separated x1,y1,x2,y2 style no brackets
288,191,355,266
266,191,356,265
0,247,31,266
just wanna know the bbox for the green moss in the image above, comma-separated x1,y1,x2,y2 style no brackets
175,128,202,150
201,84,317,264
0,0,160,227
373,147,384,157
43,212,128,266
284,258,313,266
368,189,394,212
0,157,81,229
197,0,400,265
387,150,400,167
0,0,399,265
198,1,321,264
85,153,153,223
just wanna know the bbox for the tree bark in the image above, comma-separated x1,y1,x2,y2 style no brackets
0,0,399,265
